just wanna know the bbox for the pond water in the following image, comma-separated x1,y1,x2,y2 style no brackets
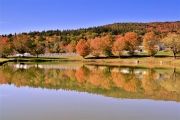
0,63,180,120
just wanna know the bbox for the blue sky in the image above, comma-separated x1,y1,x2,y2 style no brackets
0,0,180,35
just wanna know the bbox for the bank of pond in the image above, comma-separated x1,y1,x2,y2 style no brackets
1,56,180,67
0,62,180,102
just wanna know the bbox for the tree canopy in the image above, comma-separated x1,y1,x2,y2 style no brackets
163,34,180,59
143,32,159,57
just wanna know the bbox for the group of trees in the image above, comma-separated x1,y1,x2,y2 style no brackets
0,35,46,57
0,32,180,58
0,21,180,58
76,32,139,58
76,32,180,58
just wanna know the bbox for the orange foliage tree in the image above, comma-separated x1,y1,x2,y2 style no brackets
143,32,159,57
76,39,90,58
89,37,102,57
67,40,76,53
112,36,125,58
101,35,115,57
124,32,139,56
0,37,13,57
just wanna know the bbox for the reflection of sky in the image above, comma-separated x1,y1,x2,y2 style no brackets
0,85,180,120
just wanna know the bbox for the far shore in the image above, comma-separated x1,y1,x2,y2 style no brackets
1,55,180,68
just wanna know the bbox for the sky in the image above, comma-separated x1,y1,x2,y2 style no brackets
0,0,180,35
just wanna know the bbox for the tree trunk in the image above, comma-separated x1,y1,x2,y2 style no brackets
173,52,176,59
118,52,121,59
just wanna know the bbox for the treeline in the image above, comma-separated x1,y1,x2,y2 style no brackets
0,21,180,58
2,21,180,37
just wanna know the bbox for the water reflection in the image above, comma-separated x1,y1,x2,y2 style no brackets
0,63,180,102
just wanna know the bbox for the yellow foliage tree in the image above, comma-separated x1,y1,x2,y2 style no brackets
143,32,159,57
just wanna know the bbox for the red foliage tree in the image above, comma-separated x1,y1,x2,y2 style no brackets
112,36,125,58
89,37,102,57
76,39,90,58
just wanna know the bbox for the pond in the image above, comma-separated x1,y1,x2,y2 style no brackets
0,62,180,120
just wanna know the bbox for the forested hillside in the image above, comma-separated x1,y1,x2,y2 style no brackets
2,21,180,38
0,21,180,58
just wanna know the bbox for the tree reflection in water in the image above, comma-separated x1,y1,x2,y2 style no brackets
0,63,180,102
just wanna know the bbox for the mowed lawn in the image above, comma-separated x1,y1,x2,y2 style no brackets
0,58,10,62
0,51,180,65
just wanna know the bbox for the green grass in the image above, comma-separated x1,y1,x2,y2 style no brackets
0,58,11,65
1,51,180,66
0,58,9,62
155,51,173,57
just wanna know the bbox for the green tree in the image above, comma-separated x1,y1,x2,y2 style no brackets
27,36,45,58
53,43,60,53
13,34,29,56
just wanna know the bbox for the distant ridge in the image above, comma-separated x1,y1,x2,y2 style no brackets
1,21,180,37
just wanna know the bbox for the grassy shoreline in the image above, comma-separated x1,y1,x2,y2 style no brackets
0,58,11,65
0,55,180,68
1,51,180,66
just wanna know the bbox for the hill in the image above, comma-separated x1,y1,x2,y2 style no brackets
2,21,180,40
1,21,180,58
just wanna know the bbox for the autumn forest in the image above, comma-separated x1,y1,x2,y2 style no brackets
0,21,180,58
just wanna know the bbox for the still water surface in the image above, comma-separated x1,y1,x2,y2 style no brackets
0,63,180,120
